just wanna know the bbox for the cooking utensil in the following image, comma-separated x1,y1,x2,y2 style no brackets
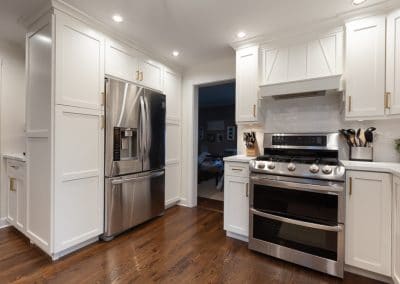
359,129,366,147
364,127,376,147
347,129,356,147
339,129,352,147
356,128,361,147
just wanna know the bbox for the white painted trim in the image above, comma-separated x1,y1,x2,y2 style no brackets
165,197,180,209
344,265,393,284
226,231,249,242
260,75,342,97
52,236,98,261
0,218,10,229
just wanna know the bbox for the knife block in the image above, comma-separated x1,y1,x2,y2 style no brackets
246,142,259,157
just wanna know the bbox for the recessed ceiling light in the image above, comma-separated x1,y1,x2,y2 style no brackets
352,0,366,5
172,50,179,57
112,14,123,23
237,31,246,39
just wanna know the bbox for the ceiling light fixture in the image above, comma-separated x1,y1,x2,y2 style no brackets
237,31,246,39
112,14,123,23
352,0,366,5
172,50,179,57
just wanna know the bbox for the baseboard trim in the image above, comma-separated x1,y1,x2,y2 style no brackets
226,231,249,242
0,218,10,229
52,236,99,261
344,265,392,283
165,197,180,209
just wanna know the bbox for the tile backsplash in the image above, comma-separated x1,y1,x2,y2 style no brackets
237,92,400,162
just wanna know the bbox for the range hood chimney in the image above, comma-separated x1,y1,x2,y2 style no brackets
260,74,342,97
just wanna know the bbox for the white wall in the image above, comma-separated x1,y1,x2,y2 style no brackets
0,40,25,219
181,55,235,207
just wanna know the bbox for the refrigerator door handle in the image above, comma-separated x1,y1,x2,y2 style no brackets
144,95,152,156
139,95,147,159
111,171,165,185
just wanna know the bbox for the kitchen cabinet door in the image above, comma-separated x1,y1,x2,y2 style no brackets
345,171,392,276
54,105,104,253
224,174,249,237
138,57,163,92
55,12,104,110
393,176,400,284
345,16,386,119
6,160,26,234
164,68,181,121
105,39,139,83
386,9,400,116
236,46,261,123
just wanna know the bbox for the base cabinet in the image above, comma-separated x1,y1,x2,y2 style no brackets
345,171,392,276
393,176,400,284
6,159,26,234
224,162,249,238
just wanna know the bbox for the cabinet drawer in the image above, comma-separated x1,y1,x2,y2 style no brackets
7,160,26,179
225,162,249,177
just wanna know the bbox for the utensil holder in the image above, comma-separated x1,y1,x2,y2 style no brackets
350,147,373,162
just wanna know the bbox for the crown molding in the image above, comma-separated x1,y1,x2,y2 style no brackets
19,0,183,73
231,0,400,50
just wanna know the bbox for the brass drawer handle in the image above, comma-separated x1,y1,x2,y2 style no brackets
348,96,352,112
349,177,352,195
10,178,16,192
231,168,243,172
253,104,256,117
136,70,140,81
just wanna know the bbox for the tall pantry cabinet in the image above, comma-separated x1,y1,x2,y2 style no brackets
26,10,104,259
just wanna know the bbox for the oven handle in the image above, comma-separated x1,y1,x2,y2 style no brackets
250,176,344,193
250,208,343,232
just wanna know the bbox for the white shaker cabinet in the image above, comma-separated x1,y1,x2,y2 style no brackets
386,9,400,116
164,68,182,207
345,171,392,276
105,38,163,92
224,161,250,239
235,46,262,124
393,175,400,284
55,12,104,110
26,10,104,259
345,16,386,119
6,159,26,234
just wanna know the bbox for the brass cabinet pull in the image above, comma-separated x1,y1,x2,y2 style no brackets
349,177,352,195
9,178,16,192
348,96,352,113
253,104,256,117
231,168,243,172
101,92,105,106
141,72,144,81
136,70,140,81
385,92,391,109
246,183,249,197
100,115,105,129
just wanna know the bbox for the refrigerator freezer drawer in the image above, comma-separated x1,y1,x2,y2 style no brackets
103,170,165,240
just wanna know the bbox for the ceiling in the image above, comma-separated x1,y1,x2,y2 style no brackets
0,0,396,68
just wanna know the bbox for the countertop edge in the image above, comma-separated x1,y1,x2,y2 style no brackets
2,153,27,162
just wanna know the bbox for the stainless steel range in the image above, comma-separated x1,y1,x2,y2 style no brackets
249,133,345,278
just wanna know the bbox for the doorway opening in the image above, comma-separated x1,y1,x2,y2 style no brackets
196,81,236,212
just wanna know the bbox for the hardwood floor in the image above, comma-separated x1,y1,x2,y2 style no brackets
0,206,382,283
197,197,223,213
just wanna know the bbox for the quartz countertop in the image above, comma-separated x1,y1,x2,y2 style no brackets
341,160,400,178
223,155,255,163
2,153,26,162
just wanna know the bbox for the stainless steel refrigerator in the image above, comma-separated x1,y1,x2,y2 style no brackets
102,77,166,241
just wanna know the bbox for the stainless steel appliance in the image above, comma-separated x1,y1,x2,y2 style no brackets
249,133,345,278
102,78,166,241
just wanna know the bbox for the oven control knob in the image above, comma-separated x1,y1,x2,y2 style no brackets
309,164,320,174
267,162,275,170
322,165,332,174
258,162,266,169
287,163,296,172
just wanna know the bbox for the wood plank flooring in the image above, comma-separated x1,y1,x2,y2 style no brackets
0,206,382,283
197,197,223,213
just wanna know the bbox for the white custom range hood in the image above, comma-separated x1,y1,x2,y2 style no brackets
260,74,343,97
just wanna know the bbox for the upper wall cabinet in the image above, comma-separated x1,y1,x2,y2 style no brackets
345,15,386,119
386,9,400,116
55,12,104,110
236,46,263,124
260,29,343,95
105,38,163,92
163,68,182,121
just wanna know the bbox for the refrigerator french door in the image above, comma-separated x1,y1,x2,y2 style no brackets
103,78,166,240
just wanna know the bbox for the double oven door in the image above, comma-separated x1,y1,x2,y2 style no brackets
249,174,345,278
